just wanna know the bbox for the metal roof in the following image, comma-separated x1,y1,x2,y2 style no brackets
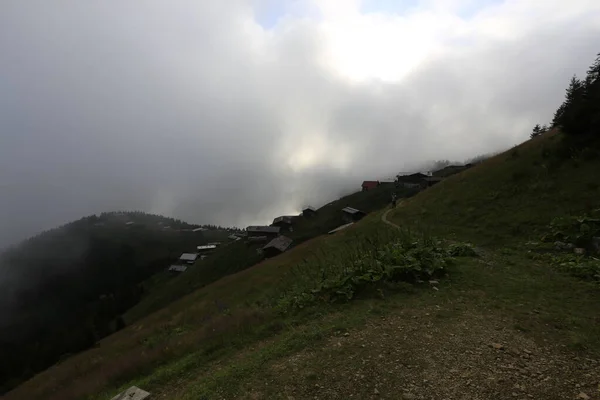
328,222,354,234
197,245,217,251
342,207,363,215
272,216,294,225
168,265,188,273
303,206,316,212
246,225,280,234
247,235,269,242
263,236,293,252
179,253,198,261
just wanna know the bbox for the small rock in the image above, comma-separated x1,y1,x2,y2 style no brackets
523,349,532,355
432,286,439,291
374,388,380,395
508,348,520,356
402,393,416,400
344,332,350,337
512,392,518,397
574,247,586,255
490,343,505,350
577,393,590,400
429,280,439,285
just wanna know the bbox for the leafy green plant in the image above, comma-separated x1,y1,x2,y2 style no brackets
275,231,475,310
533,252,600,281
542,211,600,249
448,243,479,257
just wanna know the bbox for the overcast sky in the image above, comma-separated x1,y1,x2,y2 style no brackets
0,0,599,246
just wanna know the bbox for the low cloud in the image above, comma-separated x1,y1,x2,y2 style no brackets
1,0,599,246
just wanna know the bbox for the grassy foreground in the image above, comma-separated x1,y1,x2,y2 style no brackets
6,132,600,400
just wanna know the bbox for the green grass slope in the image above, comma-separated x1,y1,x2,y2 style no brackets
6,132,600,400
125,184,414,324
389,131,600,246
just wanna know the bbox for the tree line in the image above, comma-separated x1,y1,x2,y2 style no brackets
531,52,600,145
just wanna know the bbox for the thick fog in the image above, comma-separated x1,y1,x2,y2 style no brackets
1,0,599,246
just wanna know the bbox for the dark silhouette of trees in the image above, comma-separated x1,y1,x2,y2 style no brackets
551,54,600,145
531,124,543,138
0,211,224,393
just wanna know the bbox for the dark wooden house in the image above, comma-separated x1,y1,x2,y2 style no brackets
262,235,293,258
246,225,280,239
271,216,296,231
302,206,317,218
342,207,366,223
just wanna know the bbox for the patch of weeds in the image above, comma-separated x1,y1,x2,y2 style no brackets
274,231,476,311
554,255,600,281
533,252,600,281
448,242,479,257
541,211,600,250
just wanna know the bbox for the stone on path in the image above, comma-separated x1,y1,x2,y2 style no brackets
111,386,151,400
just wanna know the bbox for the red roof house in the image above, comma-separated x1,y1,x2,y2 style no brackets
361,181,379,191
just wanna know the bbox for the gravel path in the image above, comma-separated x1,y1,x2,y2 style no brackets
242,306,600,400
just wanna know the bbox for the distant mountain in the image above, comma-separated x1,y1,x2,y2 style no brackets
0,211,233,393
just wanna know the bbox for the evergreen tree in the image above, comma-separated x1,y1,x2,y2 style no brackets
530,124,542,138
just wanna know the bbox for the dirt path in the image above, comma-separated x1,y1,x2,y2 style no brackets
240,305,600,400
381,206,401,229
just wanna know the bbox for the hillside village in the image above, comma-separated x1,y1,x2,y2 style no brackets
165,163,476,276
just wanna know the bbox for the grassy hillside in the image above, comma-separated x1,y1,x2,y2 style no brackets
289,183,418,243
124,240,263,323
388,130,600,245
6,132,600,400
124,183,416,324
0,211,233,393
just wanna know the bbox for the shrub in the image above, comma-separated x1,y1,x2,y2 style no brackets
448,242,479,257
542,211,600,249
275,232,475,310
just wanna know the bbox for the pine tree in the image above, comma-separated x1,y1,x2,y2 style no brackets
586,53,600,84
530,124,542,138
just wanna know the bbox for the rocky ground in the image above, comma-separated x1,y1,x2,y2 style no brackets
240,305,600,400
